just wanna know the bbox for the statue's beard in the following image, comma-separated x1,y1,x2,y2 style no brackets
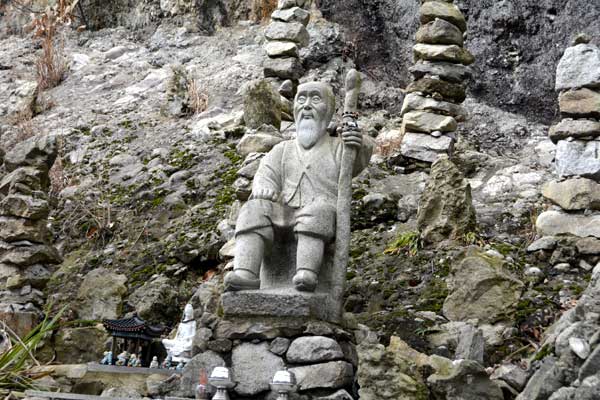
297,119,324,149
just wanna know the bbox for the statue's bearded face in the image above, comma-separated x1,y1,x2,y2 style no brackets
294,83,334,149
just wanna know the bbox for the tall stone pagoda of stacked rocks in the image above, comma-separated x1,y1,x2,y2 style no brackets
263,0,311,106
399,0,473,163
536,38,600,238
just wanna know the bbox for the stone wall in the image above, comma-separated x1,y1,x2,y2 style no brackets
174,316,359,399
0,135,61,336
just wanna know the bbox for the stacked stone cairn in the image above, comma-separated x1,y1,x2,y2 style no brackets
0,135,61,336
177,318,358,399
399,0,473,163
535,39,600,240
263,0,311,118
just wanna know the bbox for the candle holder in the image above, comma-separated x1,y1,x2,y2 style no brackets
270,369,297,400
209,366,235,400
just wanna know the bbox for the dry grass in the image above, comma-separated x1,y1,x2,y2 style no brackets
375,131,405,157
187,79,209,115
29,0,82,91
49,137,68,197
251,0,278,22
5,108,36,150
35,35,68,91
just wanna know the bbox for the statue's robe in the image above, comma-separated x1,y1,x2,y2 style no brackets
236,134,373,241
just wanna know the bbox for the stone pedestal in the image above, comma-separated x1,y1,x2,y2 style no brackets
178,317,358,400
222,289,334,321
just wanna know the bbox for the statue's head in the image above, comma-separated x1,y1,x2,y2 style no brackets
294,82,335,149
183,303,194,320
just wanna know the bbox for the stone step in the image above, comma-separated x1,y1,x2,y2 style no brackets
86,363,180,376
25,390,133,400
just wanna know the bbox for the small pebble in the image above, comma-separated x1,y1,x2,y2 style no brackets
569,337,590,359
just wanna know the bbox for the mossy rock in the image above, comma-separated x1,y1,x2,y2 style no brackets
442,248,524,324
243,79,282,130
417,156,476,244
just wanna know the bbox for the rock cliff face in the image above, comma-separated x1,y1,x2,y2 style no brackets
319,0,600,122
1,1,600,399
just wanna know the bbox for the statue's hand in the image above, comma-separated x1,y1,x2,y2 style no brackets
341,128,362,149
251,188,279,201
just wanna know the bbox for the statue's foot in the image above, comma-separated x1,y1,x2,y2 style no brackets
224,269,260,291
293,269,318,292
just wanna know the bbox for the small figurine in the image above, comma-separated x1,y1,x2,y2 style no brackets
195,368,209,400
128,353,140,367
116,351,129,366
162,304,196,364
100,351,113,365
149,356,159,369
175,360,185,371
162,353,173,369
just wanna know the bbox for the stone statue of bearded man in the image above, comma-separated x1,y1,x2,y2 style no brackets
224,81,373,293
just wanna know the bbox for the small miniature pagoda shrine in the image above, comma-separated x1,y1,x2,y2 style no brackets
103,315,165,367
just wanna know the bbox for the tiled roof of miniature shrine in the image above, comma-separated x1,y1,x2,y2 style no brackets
102,315,164,338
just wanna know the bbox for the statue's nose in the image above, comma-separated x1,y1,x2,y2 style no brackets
303,103,312,110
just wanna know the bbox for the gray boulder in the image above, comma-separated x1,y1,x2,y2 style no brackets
549,377,600,400
490,364,529,391
37,326,110,365
264,57,304,80
417,156,476,243
419,1,467,32
542,178,600,211
232,342,284,396
0,241,61,266
128,275,179,324
416,18,464,46
243,79,282,130
428,359,503,400
0,217,48,243
180,351,225,397
76,268,127,320
290,361,354,391
555,139,600,179
413,43,474,65
264,21,309,47
536,210,600,238
442,249,524,324
549,119,600,144
357,336,429,400
271,7,310,26
555,43,600,91
286,336,344,363
409,62,472,85
454,324,484,364
402,111,457,133
236,126,284,156
3,135,58,174
516,357,566,400
400,132,454,163
265,41,299,58
401,92,467,121
559,88,600,118
269,337,290,355
0,195,49,220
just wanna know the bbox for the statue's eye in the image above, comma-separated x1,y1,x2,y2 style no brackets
297,96,306,103
312,96,321,103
